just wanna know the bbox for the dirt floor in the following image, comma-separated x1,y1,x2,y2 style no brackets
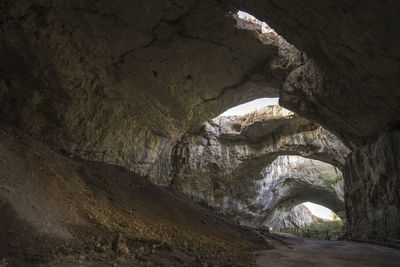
2,124,400,267
0,124,282,266
256,232,400,267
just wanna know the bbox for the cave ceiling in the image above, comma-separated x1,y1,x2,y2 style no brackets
228,0,400,142
1,0,399,146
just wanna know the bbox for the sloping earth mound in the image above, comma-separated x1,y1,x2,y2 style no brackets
0,124,277,266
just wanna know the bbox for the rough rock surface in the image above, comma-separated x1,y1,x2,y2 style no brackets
259,156,343,229
1,0,400,243
266,204,314,230
344,131,400,242
171,107,347,226
227,0,400,242
230,0,400,140
0,0,302,176
0,0,307,186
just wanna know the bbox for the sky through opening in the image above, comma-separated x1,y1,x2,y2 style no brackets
219,98,279,116
303,202,338,220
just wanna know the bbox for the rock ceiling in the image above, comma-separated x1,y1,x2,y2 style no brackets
1,0,399,242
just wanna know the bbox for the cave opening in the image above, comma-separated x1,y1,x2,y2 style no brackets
236,10,277,35
256,155,345,231
1,1,400,265
269,201,342,231
213,10,288,118
303,202,340,221
218,97,279,117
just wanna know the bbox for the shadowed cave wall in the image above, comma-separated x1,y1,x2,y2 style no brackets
1,0,399,243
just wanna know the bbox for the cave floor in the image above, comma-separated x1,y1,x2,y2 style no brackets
0,124,276,266
256,232,400,267
2,124,400,266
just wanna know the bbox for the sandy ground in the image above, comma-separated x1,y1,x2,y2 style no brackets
256,232,400,267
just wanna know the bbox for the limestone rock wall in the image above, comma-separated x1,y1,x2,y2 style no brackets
226,0,400,241
230,0,400,140
258,156,343,228
173,152,344,227
266,204,314,230
0,0,303,184
344,131,400,242
0,0,302,142
1,0,399,242
171,107,347,226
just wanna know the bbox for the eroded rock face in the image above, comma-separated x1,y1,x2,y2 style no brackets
266,204,314,230
225,0,400,241
344,132,400,241
229,0,400,140
171,107,347,226
259,156,343,228
1,0,399,242
0,0,304,184
0,0,301,142
174,153,344,227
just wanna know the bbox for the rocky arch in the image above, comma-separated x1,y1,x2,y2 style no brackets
174,151,345,227
224,1,400,242
257,155,344,228
170,106,348,226
0,0,305,185
0,0,399,243
264,201,341,230
0,0,295,144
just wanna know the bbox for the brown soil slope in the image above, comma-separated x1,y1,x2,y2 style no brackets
0,125,274,266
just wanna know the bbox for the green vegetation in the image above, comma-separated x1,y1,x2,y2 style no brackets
310,161,344,191
279,219,344,240
320,171,343,189
305,219,343,232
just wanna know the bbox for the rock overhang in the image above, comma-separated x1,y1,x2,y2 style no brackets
1,0,399,243
1,0,306,145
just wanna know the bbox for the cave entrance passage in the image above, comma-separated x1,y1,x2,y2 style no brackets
260,156,345,233
277,202,343,240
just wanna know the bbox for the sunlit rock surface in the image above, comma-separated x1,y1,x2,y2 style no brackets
266,204,314,230
0,0,306,185
171,107,347,226
227,0,400,140
258,156,343,228
1,0,399,243
226,0,400,242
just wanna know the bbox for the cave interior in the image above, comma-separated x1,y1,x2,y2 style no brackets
0,0,400,265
